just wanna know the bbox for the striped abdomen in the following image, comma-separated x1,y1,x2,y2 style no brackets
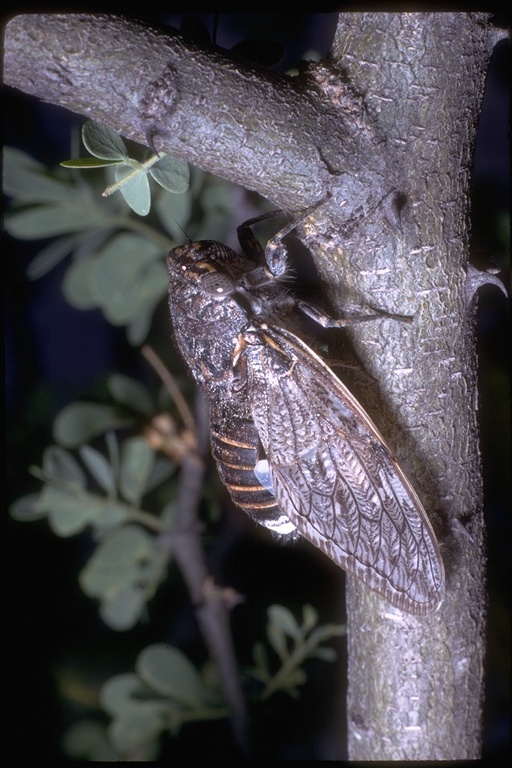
208,401,295,535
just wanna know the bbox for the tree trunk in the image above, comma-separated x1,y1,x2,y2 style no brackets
329,14,496,759
4,12,500,759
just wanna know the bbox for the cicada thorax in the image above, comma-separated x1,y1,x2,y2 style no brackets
167,241,251,388
167,238,297,389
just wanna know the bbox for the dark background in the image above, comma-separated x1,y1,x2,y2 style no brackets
4,13,509,760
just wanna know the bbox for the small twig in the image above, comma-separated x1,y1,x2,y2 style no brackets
151,381,249,751
101,152,163,197
141,344,196,433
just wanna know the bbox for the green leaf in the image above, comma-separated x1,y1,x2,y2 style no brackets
62,720,120,762
115,164,151,216
53,402,133,448
61,255,100,310
82,120,128,162
79,525,159,629
3,146,74,203
268,604,300,638
61,157,124,169
282,668,307,691
36,485,99,537
160,499,179,527
100,584,148,631
155,187,192,239
119,437,155,504
42,445,86,489
251,641,271,681
311,647,338,662
310,623,347,644
101,674,170,755
79,524,158,630
105,260,167,331
72,227,115,261
89,501,129,537
125,310,149,346
267,622,287,661
10,493,46,522
149,155,190,194
26,235,81,280
108,374,154,415
144,458,176,494
137,644,208,705
199,177,232,213
124,272,168,344
302,603,318,632
200,660,222,697
91,234,163,324
108,706,167,756
192,209,230,243
5,199,99,239
101,673,147,717
79,444,116,494
105,430,120,480
80,525,154,595
32,227,113,283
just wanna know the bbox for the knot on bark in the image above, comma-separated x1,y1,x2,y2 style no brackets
140,66,178,120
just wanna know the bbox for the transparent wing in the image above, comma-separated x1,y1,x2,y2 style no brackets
241,324,444,615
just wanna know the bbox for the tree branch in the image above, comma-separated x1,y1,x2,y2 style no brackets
166,392,248,751
142,351,248,751
4,13,397,222
4,14,320,207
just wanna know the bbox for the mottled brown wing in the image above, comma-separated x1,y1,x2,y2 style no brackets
240,324,444,615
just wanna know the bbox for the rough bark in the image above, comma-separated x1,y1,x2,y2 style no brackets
329,15,497,759
324,14,493,760
4,12,500,759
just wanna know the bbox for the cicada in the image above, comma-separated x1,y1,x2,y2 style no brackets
167,206,444,615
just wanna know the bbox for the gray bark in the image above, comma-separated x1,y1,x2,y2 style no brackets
4,12,500,759
330,14,495,760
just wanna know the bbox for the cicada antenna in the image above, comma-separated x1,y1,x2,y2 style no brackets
173,219,192,244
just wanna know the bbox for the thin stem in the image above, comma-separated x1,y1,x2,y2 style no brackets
141,345,196,433
102,153,164,196
163,392,249,752
261,632,308,701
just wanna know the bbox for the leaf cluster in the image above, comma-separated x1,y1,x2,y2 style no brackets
11,374,179,631
249,604,346,700
62,121,190,216
61,604,344,760
4,122,232,344
63,643,224,760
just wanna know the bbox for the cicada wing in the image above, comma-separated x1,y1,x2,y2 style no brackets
242,324,444,615
270,440,443,615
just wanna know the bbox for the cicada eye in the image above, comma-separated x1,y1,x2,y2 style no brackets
201,271,236,296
